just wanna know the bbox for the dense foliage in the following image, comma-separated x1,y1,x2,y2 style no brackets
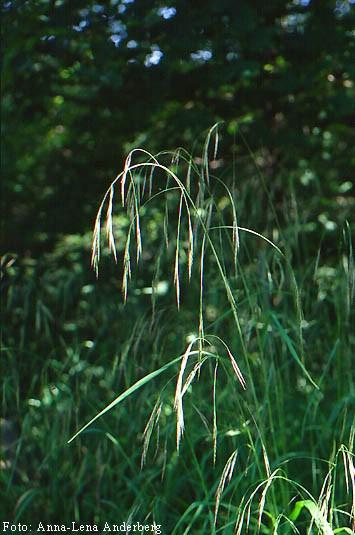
2,0,354,252
1,0,354,533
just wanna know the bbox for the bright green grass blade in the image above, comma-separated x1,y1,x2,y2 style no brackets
289,500,333,535
68,353,185,444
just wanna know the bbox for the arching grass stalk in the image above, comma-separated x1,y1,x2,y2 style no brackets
71,125,319,449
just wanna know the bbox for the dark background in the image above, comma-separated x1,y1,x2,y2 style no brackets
2,0,354,254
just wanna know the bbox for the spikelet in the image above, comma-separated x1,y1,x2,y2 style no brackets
121,152,132,206
106,185,117,262
122,231,131,302
91,212,101,277
215,449,239,524
173,194,183,309
174,341,195,450
141,400,162,468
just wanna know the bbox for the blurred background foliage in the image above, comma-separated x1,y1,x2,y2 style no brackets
2,0,354,253
1,0,355,531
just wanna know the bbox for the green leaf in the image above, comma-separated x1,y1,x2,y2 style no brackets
67,354,184,444
289,500,333,535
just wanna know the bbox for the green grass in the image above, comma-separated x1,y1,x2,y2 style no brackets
1,128,354,533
